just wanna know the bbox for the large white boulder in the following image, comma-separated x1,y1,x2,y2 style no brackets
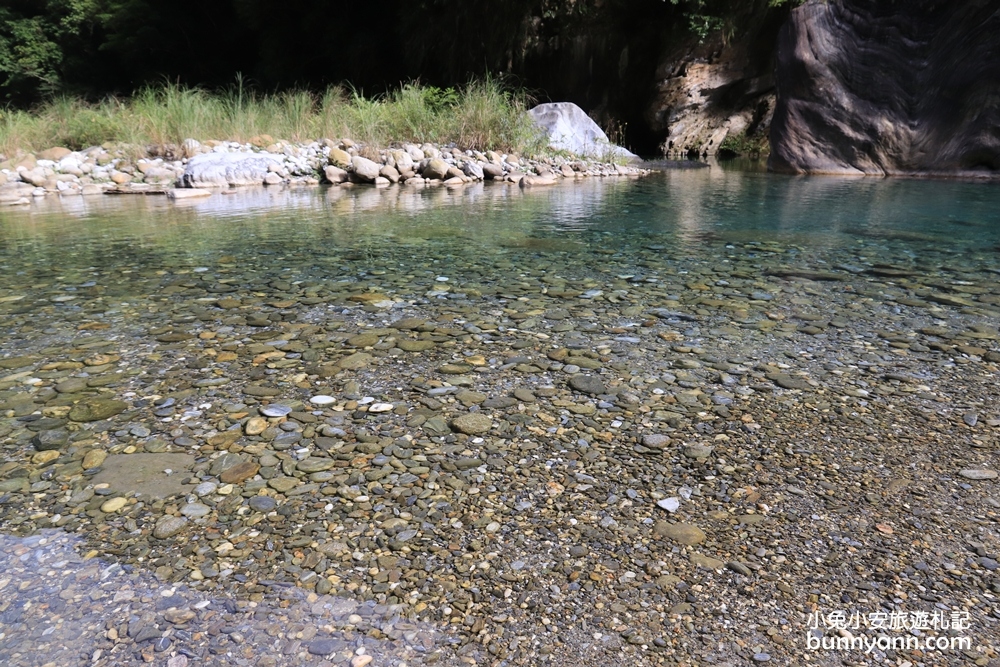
528,102,638,161
181,152,282,187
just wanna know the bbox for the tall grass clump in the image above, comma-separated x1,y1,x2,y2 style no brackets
0,77,547,158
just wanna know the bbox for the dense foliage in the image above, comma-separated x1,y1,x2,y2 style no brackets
0,0,797,105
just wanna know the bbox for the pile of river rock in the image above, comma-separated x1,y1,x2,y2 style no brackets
0,138,647,205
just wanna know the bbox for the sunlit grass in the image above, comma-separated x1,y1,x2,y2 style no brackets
0,78,547,157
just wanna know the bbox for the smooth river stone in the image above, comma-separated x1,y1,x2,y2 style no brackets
654,521,706,545
337,353,372,370
210,453,245,475
309,395,336,406
260,404,292,418
568,374,606,395
220,461,260,484
54,377,89,393
307,639,340,656
397,340,436,352
390,317,426,329
244,386,282,397
194,481,218,496
691,553,725,570
245,417,268,435
69,397,128,422
565,356,602,369
642,434,671,448
180,503,211,518
765,373,810,390
368,403,393,413
32,450,60,465
683,444,714,459
33,430,69,451
348,333,380,347
248,496,277,512
207,431,241,448
0,478,28,493
296,458,334,473
451,413,493,435
959,469,998,480
268,477,300,493
193,377,231,388
82,449,107,469
100,497,128,513
0,356,37,370
153,516,188,539
348,292,392,306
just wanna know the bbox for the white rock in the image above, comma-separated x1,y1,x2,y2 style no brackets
528,102,638,160
657,497,681,512
195,482,218,497
389,149,414,172
181,151,283,187
405,144,424,161
368,403,394,413
462,161,484,179
309,395,337,405
57,157,81,172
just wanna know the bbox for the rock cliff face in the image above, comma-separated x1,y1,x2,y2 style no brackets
647,22,783,158
769,0,1000,175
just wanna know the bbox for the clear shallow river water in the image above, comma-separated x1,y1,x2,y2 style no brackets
2,167,1000,283
1,168,999,667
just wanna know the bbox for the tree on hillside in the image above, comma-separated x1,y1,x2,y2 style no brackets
0,0,105,103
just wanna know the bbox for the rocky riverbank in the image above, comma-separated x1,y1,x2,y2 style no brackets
0,139,648,206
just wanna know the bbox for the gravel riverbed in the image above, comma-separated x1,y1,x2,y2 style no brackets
0,181,998,666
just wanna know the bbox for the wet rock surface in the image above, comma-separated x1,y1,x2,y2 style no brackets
0,176,999,665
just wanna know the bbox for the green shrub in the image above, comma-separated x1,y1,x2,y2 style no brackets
718,130,769,157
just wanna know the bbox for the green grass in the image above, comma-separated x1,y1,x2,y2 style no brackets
0,77,547,157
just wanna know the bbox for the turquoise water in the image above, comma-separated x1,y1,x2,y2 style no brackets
2,168,998,334
3,170,999,274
